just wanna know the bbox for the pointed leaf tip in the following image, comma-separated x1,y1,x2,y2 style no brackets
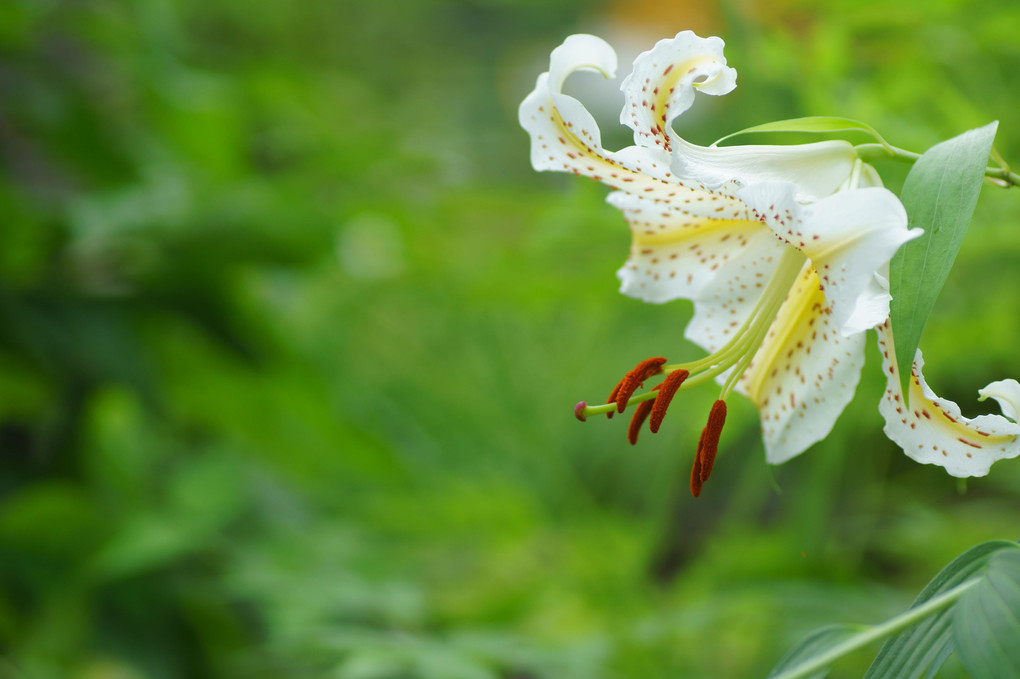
712,116,890,148
889,122,998,403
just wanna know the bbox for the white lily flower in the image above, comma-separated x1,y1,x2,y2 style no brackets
520,32,924,493
877,321,1020,477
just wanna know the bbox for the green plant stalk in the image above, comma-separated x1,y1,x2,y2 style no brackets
856,143,1020,187
770,578,980,679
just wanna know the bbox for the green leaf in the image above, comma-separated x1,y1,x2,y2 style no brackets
768,625,868,679
889,122,998,400
952,549,1020,678
864,540,1019,679
713,116,890,147
769,541,1020,679
921,642,955,679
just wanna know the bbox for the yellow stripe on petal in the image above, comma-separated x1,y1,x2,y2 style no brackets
616,199,774,304
634,56,720,151
630,217,760,248
743,265,823,404
621,32,736,152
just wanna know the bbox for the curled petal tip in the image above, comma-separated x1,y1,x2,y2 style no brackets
574,401,588,422
977,378,1020,422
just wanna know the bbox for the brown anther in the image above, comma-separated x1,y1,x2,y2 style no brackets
627,384,661,445
698,400,727,483
690,429,706,497
627,400,655,445
615,357,667,413
574,401,587,422
648,369,690,433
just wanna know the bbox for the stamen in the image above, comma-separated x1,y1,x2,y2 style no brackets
574,401,588,422
699,400,728,483
628,394,657,445
615,357,667,413
649,369,690,433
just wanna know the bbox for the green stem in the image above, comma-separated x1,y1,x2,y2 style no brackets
856,143,1020,187
770,578,979,679
855,143,920,165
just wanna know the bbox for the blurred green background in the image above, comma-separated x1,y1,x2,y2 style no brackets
1,0,1019,677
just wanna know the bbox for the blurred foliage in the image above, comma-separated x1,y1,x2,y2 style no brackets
0,0,1018,677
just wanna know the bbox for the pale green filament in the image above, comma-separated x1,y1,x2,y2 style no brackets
666,246,805,380
718,270,794,400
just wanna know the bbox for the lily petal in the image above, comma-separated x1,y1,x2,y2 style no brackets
979,379,1020,422
618,30,857,202
671,139,860,202
877,322,1020,477
740,264,866,463
842,269,892,337
519,35,706,198
737,182,919,336
547,34,617,92
620,31,736,153
611,191,774,303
